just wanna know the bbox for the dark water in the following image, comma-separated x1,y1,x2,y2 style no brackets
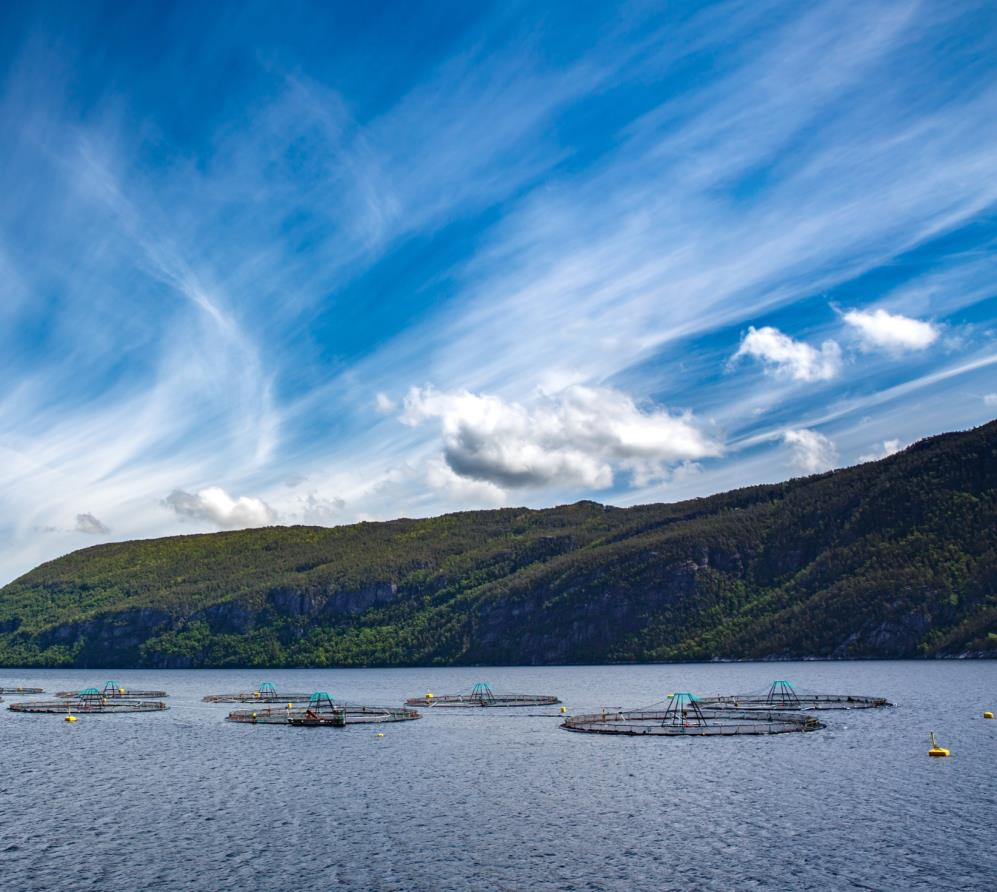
1,661,994,891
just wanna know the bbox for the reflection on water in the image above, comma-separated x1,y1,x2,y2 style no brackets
1,661,994,891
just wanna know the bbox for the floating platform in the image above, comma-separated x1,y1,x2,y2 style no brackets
405,681,560,708
226,692,421,726
699,680,892,711
0,687,45,695
203,681,314,704
8,687,168,714
55,681,168,699
561,692,825,736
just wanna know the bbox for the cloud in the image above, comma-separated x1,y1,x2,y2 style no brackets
294,491,346,524
858,438,902,463
783,429,837,474
163,487,277,529
732,326,841,382
842,308,939,352
375,392,397,414
984,394,997,407
401,384,722,489
74,513,110,535
4,3,997,585
425,459,507,506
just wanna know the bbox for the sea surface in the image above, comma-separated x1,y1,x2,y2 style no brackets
0,661,994,891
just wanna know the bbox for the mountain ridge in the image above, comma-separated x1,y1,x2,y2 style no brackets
1,419,994,667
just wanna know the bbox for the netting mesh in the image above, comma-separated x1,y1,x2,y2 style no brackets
406,683,560,708
699,680,891,711
9,687,168,714
54,681,168,698
561,691,825,736
203,682,314,703
226,692,421,726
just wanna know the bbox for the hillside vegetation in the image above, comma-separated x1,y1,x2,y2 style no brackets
1,420,994,667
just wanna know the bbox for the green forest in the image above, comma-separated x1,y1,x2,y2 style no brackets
0,419,994,668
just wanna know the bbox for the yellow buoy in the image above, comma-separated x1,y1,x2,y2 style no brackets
928,731,950,757
560,705,567,714
118,688,125,695
287,703,292,710
64,714,77,722
984,711,994,720
376,732,385,737
426,692,433,699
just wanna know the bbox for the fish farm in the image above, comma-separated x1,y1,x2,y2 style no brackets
226,692,421,726
202,681,315,703
0,687,44,694
55,680,168,699
699,680,892,711
405,681,561,708
560,692,826,736
8,687,168,714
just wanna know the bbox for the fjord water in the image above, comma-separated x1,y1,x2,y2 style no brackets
1,662,994,891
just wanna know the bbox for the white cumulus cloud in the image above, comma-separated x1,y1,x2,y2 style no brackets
783,429,838,474
74,513,110,535
164,486,277,529
294,491,346,524
842,308,939,352
426,459,507,506
984,393,997,407
858,438,902,463
401,384,722,490
732,326,841,382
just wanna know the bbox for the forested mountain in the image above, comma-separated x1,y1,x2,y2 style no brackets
1,420,994,668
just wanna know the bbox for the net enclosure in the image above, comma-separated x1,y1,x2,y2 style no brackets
560,692,825,736
55,680,168,699
0,687,44,694
203,681,314,703
698,680,892,711
226,692,421,726
406,681,560,708
9,687,168,714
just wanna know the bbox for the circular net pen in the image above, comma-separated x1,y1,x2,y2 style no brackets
55,680,168,699
406,681,560,708
699,680,892,711
226,692,422,727
0,687,45,695
8,687,168,714
561,692,825,736
203,681,315,704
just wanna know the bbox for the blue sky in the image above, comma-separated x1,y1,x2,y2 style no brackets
2,1,997,584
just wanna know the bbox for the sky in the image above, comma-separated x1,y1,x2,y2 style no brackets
1,1,996,585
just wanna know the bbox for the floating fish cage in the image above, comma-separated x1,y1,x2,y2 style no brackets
0,687,44,695
203,681,315,704
699,680,892,711
8,687,168,714
226,692,421,726
560,692,825,736
55,680,168,699
405,681,560,708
